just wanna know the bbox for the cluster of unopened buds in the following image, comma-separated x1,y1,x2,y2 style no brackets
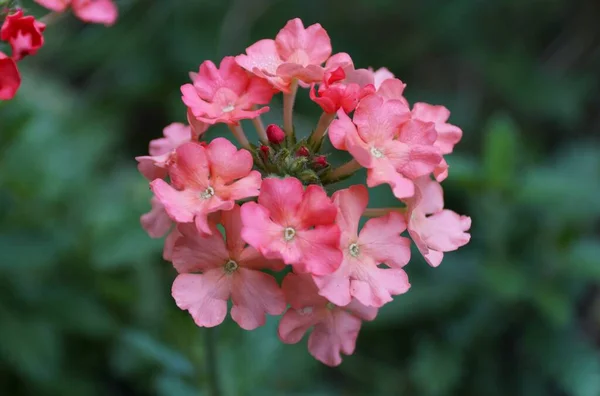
138,17,472,367
0,0,117,100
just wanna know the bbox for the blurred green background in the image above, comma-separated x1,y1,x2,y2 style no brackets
1,0,600,395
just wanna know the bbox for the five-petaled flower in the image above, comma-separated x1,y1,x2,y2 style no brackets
150,139,262,235
278,272,378,366
235,18,332,92
172,206,286,329
181,56,274,125
240,177,342,276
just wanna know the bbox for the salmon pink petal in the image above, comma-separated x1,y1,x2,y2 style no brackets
313,262,353,306
135,153,170,181
235,39,288,91
256,177,304,224
230,268,286,330
359,212,411,269
296,185,338,228
308,309,361,367
354,95,410,142
434,158,449,182
224,171,262,201
171,271,231,328
149,123,192,156
72,0,118,26
171,222,228,273
187,109,209,140
0,52,21,100
329,110,355,151
345,299,378,321
377,78,409,107
169,142,210,189
412,102,463,154
409,209,471,267
332,185,368,242
140,197,172,238
282,273,328,309
221,205,245,256
412,176,444,214
370,67,394,90
163,228,181,261
238,246,285,271
150,180,198,224
278,307,323,344
366,161,415,199
276,63,324,84
206,138,254,183
294,226,342,275
349,265,410,308
275,18,331,66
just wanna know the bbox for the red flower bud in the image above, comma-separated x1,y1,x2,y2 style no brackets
313,155,328,168
259,145,270,157
296,146,310,157
266,124,285,144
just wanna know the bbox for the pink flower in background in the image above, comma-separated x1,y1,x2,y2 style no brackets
412,103,463,181
0,10,46,61
278,272,377,366
150,139,261,235
405,177,471,267
34,0,118,26
240,177,342,275
329,94,441,199
171,206,285,329
135,123,194,181
0,52,21,100
313,185,411,307
310,53,375,114
181,56,273,125
236,18,332,92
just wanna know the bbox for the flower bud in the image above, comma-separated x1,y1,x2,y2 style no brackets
266,124,285,144
259,145,270,158
313,155,329,168
296,146,310,157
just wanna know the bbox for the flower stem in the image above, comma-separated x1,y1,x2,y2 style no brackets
204,327,221,396
322,158,362,183
283,79,299,137
363,207,407,217
251,111,268,144
228,124,251,150
40,12,64,25
309,112,336,150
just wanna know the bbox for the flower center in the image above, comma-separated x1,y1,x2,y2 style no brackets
200,186,215,199
298,306,313,315
349,243,360,257
370,146,384,158
224,259,239,274
222,104,235,113
283,227,296,241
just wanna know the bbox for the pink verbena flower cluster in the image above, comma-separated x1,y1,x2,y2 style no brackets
138,18,471,367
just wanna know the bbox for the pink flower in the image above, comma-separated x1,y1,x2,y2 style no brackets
163,228,181,262
412,103,463,181
150,139,262,235
405,177,471,267
0,10,46,61
313,185,411,307
171,206,286,330
140,197,172,238
310,53,375,114
329,94,442,199
0,52,21,100
34,0,118,26
181,56,273,125
136,123,194,181
368,67,394,90
278,272,377,366
240,177,342,276
235,18,332,92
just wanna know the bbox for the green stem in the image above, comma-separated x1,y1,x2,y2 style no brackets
283,79,298,138
204,327,221,396
251,109,268,144
228,124,251,150
308,112,336,150
363,207,407,217
322,158,362,183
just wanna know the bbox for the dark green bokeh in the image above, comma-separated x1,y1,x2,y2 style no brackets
1,0,600,395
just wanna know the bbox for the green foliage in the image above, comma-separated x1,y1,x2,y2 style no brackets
1,0,600,395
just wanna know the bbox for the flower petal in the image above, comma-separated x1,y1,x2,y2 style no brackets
171,222,228,273
359,211,411,268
